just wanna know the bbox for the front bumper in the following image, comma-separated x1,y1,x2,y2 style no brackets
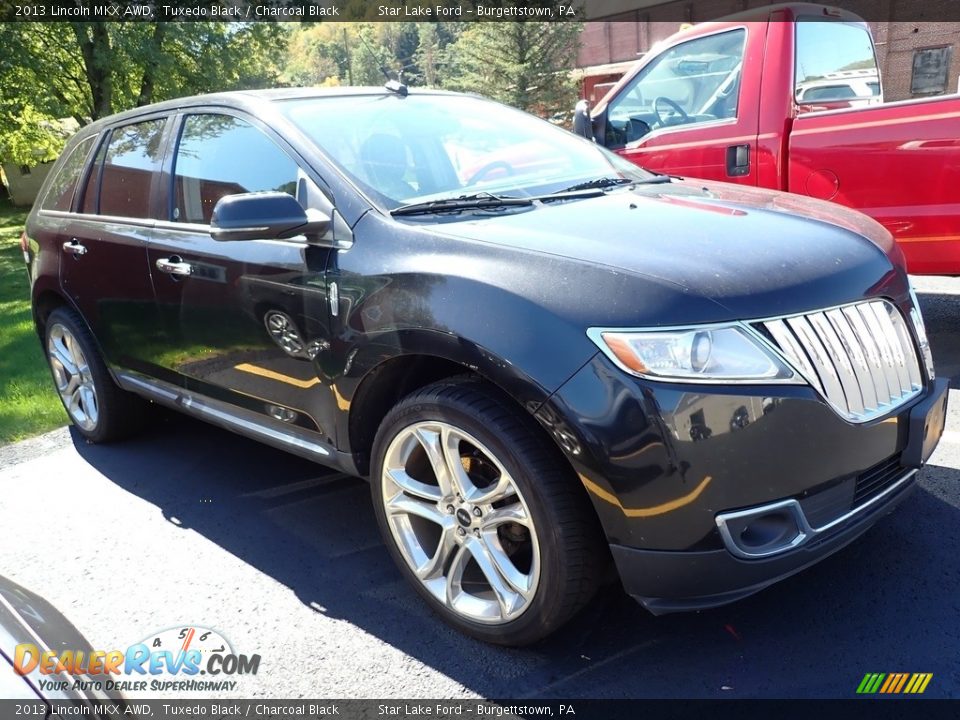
537,353,947,610
612,467,917,614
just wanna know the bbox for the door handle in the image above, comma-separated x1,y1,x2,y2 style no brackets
156,256,193,277
62,239,87,256
726,144,751,177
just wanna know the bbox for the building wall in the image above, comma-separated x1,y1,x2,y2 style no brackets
870,22,960,101
2,163,52,207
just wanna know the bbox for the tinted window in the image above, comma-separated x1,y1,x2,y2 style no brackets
173,114,299,224
795,22,880,105
99,119,166,219
604,29,746,148
39,135,96,212
79,135,109,215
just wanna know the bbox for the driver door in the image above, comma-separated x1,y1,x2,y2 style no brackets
603,27,760,185
145,111,338,440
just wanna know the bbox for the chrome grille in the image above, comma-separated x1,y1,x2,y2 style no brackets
757,300,922,422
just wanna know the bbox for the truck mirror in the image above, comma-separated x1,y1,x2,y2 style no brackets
572,99,593,140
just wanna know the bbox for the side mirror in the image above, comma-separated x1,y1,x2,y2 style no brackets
572,99,593,140
210,192,330,242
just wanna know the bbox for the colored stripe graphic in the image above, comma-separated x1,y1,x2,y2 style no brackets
857,672,932,694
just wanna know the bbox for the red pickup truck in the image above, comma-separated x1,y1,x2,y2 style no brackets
578,3,960,275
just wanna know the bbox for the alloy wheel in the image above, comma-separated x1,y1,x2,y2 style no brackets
380,421,541,624
47,323,98,431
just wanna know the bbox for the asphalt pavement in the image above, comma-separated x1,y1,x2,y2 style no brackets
1,276,958,699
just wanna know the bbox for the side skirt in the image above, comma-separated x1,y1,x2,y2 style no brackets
115,370,358,475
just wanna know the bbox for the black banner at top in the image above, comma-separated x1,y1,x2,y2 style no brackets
2,0,960,22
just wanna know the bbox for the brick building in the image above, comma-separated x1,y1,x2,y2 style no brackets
577,1,960,103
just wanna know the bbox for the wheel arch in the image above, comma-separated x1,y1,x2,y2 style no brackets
32,285,73,339
344,345,561,478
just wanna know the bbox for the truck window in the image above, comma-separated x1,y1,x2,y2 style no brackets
604,28,746,149
795,21,881,109
38,135,96,212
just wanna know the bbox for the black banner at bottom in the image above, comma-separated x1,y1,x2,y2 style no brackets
4,699,959,720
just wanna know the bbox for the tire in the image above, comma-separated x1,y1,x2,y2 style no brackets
44,306,148,443
370,379,605,646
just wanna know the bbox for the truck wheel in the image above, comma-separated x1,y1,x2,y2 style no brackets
370,379,604,646
45,307,147,443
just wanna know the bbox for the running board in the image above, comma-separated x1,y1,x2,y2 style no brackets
115,370,347,468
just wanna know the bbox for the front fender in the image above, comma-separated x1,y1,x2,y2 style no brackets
325,213,602,455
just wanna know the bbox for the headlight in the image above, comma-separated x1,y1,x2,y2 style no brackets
909,287,935,380
587,325,800,383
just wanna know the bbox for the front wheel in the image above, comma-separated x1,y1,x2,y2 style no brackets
370,380,604,645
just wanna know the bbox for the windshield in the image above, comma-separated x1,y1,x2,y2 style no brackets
280,93,653,210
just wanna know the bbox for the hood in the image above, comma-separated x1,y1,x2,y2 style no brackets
431,180,907,321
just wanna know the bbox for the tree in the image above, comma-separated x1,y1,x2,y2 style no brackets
0,18,287,166
282,22,465,92
444,21,582,117
282,23,353,87
284,22,428,88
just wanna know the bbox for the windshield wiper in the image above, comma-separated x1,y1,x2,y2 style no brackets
391,193,533,217
562,177,634,192
560,174,671,193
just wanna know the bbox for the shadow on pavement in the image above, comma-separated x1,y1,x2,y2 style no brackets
71,415,960,699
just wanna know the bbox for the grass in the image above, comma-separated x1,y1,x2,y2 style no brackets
0,197,68,443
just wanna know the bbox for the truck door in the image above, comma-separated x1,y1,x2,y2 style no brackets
599,26,760,184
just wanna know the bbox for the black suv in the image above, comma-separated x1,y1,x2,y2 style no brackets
23,87,947,645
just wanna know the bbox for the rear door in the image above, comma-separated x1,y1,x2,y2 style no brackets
600,26,761,184
145,110,338,440
59,117,168,370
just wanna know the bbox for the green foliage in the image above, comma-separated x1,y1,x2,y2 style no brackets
0,198,66,443
281,20,579,118
0,20,288,167
0,105,66,166
283,22,427,88
444,21,582,116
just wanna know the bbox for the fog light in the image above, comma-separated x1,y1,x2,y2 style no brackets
738,512,796,550
716,500,808,559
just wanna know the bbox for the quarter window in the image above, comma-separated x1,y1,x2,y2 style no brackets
605,29,746,149
99,119,166,219
172,114,299,224
38,135,96,212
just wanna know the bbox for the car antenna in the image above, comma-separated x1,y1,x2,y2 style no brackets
356,31,408,97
